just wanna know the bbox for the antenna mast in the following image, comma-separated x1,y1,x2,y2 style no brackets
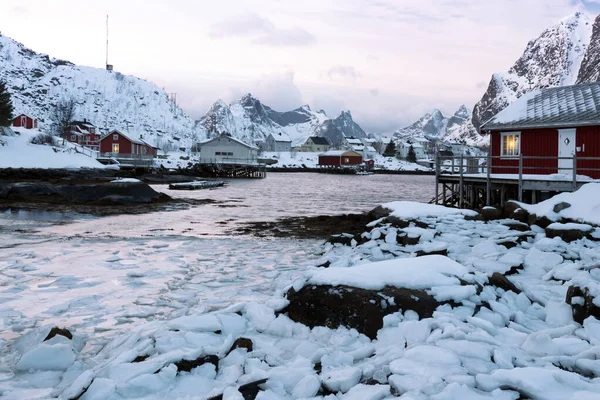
106,15,113,71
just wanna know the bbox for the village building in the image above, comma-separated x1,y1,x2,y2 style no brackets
62,120,101,150
444,140,468,156
264,132,292,152
362,145,378,160
318,150,363,167
342,137,363,150
480,82,600,179
193,134,259,165
298,136,331,153
397,140,426,160
12,114,38,129
98,130,158,166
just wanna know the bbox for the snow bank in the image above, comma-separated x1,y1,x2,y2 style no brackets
382,201,479,220
0,129,107,169
518,183,600,225
308,255,468,290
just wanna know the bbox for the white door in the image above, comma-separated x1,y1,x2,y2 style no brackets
558,129,576,174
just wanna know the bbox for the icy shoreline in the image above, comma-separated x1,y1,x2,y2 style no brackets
3,186,600,399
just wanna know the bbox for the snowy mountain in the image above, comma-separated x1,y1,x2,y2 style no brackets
473,12,594,129
199,94,365,147
394,105,479,145
0,33,204,148
576,13,600,83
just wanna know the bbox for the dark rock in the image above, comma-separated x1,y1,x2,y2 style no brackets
528,214,553,229
546,225,592,243
488,273,521,294
501,221,530,232
566,285,600,324
316,260,331,268
175,354,219,373
504,200,522,217
553,202,572,213
207,378,268,400
415,248,448,257
400,234,420,246
132,354,150,363
385,216,410,229
327,234,354,246
505,264,524,275
482,206,502,221
512,208,529,223
66,182,171,205
228,338,253,354
496,240,518,249
286,284,444,339
44,327,73,341
367,205,391,221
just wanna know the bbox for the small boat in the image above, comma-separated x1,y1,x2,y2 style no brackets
169,180,225,190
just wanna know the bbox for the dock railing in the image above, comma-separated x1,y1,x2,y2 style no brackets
435,153,600,206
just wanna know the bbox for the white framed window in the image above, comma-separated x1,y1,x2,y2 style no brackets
501,132,521,157
113,134,119,140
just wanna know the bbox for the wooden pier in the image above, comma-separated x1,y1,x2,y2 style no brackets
434,154,599,209
189,158,267,179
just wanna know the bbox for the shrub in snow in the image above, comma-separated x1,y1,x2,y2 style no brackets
30,132,57,146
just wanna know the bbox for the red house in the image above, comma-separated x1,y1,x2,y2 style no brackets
318,150,363,167
62,120,101,150
12,114,38,129
480,83,600,179
99,130,158,158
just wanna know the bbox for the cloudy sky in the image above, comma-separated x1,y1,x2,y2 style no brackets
1,0,599,132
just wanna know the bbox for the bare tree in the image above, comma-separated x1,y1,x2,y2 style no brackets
51,98,77,136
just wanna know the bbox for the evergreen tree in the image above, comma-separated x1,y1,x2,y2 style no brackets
407,145,417,163
0,81,14,127
383,141,397,157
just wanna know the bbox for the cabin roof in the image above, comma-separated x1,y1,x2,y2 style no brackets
14,113,36,120
269,132,292,142
319,150,362,157
344,137,363,145
197,135,259,150
307,136,330,145
481,82,600,132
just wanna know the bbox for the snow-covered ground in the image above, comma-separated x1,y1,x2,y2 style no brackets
0,129,109,169
2,183,600,398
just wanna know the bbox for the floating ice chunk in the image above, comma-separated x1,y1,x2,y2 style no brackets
341,384,391,400
430,382,516,400
321,366,362,393
291,374,320,398
245,302,276,332
166,314,221,332
545,301,573,327
16,337,76,371
308,255,468,290
429,285,477,302
524,248,563,272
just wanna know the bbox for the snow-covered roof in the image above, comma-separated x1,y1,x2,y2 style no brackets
345,137,363,145
365,146,377,152
352,145,365,152
307,136,330,145
269,132,292,143
13,113,36,120
197,135,259,150
481,82,600,131
399,141,423,149
319,150,361,157
100,130,151,146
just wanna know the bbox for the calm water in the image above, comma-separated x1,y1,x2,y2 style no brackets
0,173,435,340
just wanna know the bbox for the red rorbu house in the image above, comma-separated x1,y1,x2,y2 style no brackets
480,82,600,179
12,114,38,129
99,130,158,161
63,120,101,150
318,150,363,167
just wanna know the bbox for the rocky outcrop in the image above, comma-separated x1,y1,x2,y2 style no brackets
576,14,600,83
286,284,444,339
566,285,600,324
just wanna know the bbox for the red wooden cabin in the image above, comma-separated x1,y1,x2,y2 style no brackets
99,130,158,158
12,114,38,129
62,120,101,150
480,83,600,179
318,150,363,167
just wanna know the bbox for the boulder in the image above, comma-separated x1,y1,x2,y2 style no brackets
367,206,392,221
44,327,73,341
511,207,529,223
285,284,444,339
482,206,502,221
553,202,572,213
501,221,530,232
545,223,593,243
65,182,171,205
228,337,253,354
174,354,219,373
527,214,553,229
328,233,355,246
488,273,521,294
566,285,600,324
503,200,522,217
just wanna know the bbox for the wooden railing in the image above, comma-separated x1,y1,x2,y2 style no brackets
435,154,600,206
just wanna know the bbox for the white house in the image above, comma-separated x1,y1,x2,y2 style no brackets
445,140,468,155
397,141,426,160
264,132,292,152
342,137,363,150
298,136,331,153
194,134,259,165
362,145,378,160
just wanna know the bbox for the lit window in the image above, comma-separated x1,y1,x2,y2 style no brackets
501,132,520,157
112,144,119,153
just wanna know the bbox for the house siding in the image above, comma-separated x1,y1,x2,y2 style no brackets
491,128,559,175
575,125,600,179
196,136,258,164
